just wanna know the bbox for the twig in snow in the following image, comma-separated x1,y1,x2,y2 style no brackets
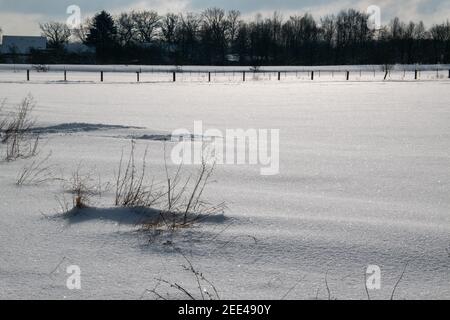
390,262,408,300
281,275,306,300
364,268,371,300
16,151,57,186
144,249,220,300
325,270,332,300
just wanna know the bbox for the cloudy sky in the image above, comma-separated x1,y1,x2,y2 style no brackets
0,0,449,35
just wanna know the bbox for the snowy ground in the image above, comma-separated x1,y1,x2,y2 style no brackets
0,68,449,300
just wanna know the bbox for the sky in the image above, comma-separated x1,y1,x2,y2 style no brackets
0,0,449,36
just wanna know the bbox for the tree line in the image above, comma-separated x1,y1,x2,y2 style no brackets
27,8,450,65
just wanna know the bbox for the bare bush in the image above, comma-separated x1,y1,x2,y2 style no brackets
0,96,39,161
143,251,220,300
54,193,72,215
159,155,226,230
115,141,226,232
64,164,104,209
115,140,164,207
16,152,57,186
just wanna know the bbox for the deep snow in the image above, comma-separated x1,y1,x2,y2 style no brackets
0,70,449,300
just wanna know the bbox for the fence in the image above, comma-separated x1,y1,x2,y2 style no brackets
1,64,450,83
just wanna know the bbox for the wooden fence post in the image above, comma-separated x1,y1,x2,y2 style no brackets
64,70,67,81
243,71,246,82
346,71,350,80
136,72,140,82
101,71,104,82
415,70,418,80
278,72,281,81
173,72,176,82
27,70,30,81
208,72,211,82
311,71,314,80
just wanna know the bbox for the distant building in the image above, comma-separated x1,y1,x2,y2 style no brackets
0,35,47,54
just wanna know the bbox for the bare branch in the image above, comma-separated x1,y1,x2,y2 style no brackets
390,262,408,300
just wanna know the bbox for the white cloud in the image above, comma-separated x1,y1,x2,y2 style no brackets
240,0,449,27
299,0,449,26
112,0,190,14
0,12,44,36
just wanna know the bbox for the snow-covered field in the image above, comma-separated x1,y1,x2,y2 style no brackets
0,68,449,300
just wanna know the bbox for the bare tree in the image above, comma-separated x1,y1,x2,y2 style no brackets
177,13,200,60
161,13,179,45
430,21,450,62
132,10,160,43
320,15,336,47
116,12,137,46
39,22,71,49
227,10,241,47
200,8,229,62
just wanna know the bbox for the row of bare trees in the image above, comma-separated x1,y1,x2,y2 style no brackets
34,8,450,65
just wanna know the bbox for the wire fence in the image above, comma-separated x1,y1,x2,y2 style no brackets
0,64,449,83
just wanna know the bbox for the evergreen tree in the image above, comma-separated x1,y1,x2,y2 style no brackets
86,11,118,62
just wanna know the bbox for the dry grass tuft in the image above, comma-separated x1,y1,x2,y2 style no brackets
64,163,104,209
142,250,220,300
115,140,164,208
115,141,226,232
16,152,57,186
0,95,39,161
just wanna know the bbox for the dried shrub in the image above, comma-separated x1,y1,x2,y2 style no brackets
159,156,226,230
0,95,39,161
115,140,164,208
143,251,220,300
64,163,103,209
115,141,226,232
16,152,57,186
